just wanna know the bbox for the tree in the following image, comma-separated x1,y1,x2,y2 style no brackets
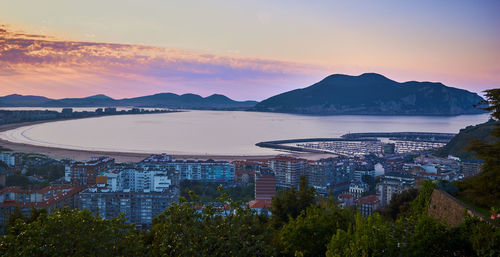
361,174,376,192
409,180,436,217
5,207,48,234
271,176,315,228
457,88,500,208
379,188,418,220
149,194,275,257
326,213,398,257
6,174,32,187
0,208,144,257
278,204,353,257
403,215,456,257
458,216,500,257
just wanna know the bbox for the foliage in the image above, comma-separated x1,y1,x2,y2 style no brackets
361,174,376,193
4,207,48,234
0,160,8,169
278,204,353,257
270,176,315,228
327,183,498,257
0,178,498,257
409,180,436,216
403,214,458,257
436,180,459,196
0,208,144,257
180,180,254,202
434,119,498,160
379,188,418,220
459,216,500,257
479,88,500,120
25,164,65,181
149,194,275,257
456,88,500,209
326,213,398,257
6,207,25,231
6,173,33,187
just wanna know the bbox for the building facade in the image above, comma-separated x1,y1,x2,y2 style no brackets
269,156,308,188
356,195,380,216
78,188,178,229
66,157,115,186
0,185,83,233
142,154,234,183
78,166,180,229
376,172,415,207
349,182,369,198
0,152,23,167
307,158,352,195
255,172,276,201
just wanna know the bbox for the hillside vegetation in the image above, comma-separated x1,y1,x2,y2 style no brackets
1,180,498,257
436,120,499,160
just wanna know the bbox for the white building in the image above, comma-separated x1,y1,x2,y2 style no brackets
152,174,172,192
349,182,369,198
0,152,22,167
107,168,177,192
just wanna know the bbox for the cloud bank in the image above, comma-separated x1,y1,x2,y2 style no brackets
0,25,323,100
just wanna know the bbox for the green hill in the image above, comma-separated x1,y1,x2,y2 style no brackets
435,120,499,160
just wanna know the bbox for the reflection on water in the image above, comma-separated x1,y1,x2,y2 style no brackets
0,110,490,156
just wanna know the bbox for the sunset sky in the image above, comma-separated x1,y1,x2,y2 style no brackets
1,0,499,100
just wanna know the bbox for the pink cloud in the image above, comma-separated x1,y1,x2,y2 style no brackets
0,25,324,100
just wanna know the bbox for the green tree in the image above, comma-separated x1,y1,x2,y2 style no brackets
379,188,418,220
459,216,500,257
271,176,315,228
457,88,500,208
278,204,353,257
6,174,32,187
403,215,455,257
149,194,275,257
180,180,255,202
0,208,144,257
326,213,398,257
409,180,436,217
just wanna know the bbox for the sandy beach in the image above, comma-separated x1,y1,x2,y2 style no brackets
0,119,333,162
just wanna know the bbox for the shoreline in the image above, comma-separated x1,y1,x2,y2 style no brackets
0,119,331,162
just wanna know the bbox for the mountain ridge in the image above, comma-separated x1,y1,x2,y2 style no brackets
251,73,486,115
0,93,258,110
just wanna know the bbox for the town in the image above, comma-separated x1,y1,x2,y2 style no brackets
0,108,173,126
0,141,482,232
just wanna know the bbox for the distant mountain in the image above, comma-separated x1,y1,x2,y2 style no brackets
0,94,52,107
43,95,117,107
0,93,258,110
251,73,486,115
435,120,499,160
117,93,257,109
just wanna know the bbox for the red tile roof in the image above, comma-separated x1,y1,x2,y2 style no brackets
0,186,84,208
338,193,354,199
249,200,273,209
356,195,379,205
0,186,22,194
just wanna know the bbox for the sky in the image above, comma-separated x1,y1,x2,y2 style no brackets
0,0,499,101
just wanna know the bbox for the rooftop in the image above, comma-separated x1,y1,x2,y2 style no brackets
249,199,273,209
